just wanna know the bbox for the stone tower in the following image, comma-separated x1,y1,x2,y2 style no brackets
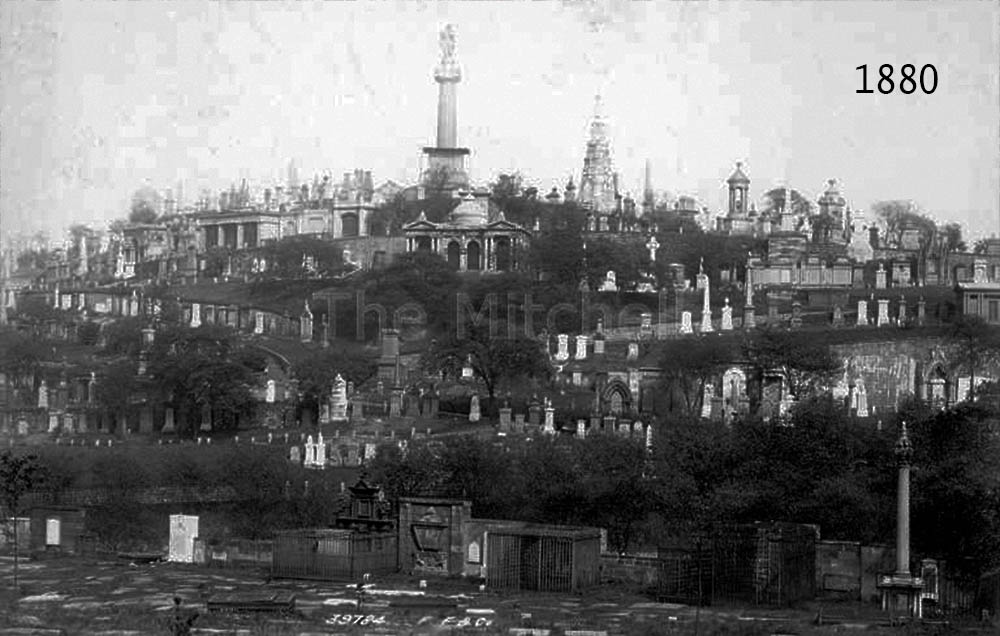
578,95,617,214
421,24,470,196
727,162,750,216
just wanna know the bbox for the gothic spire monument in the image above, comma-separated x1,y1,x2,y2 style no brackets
422,24,470,196
578,94,617,214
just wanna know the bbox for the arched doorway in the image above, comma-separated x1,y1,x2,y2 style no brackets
467,241,481,271
447,241,461,270
495,237,512,271
341,213,359,237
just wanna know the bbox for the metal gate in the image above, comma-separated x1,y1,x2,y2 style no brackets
271,529,397,581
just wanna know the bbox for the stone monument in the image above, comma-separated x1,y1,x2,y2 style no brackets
698,260,713,333
857,300,868,326
469,394,481,422
680,311,693,335
721,298,733,331
877,422,924,618
598,270,618,292
877,299,890,327
330,374,348,422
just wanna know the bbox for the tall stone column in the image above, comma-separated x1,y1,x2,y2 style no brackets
437,79,459,148
895,421,913,576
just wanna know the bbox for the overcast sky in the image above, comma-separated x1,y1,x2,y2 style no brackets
2,0,998,239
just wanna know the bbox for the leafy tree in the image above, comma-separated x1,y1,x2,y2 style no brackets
256,235,345,279
217,447,293,539
0,328,53,382
760,188,814,218
0,451,44,590
740,328,841,415
907,404,1000,575
363,251,460,337
129,186,161,224
100,316,146,358
201,246,232,279
490,172,523,200
873,200,937,284
149,325,265,435
368,442,447,501
93,360,142,434
658,336,734,417
421,323,552,403
947,315,1000,401
292,346,376,411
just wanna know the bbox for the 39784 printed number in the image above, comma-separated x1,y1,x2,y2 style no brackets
857,64,937,94
326,614,387,626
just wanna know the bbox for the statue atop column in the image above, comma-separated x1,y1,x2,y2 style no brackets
435,24,461,81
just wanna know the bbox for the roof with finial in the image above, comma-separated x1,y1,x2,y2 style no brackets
727,162,750,185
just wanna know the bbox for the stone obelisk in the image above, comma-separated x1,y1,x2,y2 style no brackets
422,24,469,195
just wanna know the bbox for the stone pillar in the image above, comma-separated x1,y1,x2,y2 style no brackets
895,422,913,577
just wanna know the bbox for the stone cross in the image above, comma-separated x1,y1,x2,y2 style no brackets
645,235,660,262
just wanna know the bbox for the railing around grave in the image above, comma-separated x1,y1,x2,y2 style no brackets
271,530,397,581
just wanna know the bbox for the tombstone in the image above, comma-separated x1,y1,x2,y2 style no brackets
254,311,264,335
543,404,555,434
593,334,606,355
639,313,653,337
898,296,908,324
17,418,29,436
617,420,629,436
168,514,199,563
598,270,618,292
679,311,693,334
304,436,315,466
527,403,542,427
76,413,87,434
790,301,803,329
37,380,49,409
469,395,481,423
875,263,887,289
330,374,348,421
877,299,890,327
627,342,639,360
199,404,212,431
48,412,59,433
300,301,313,343
768,303,779,323
857,300,869,326
62,413,74,434
190,302,202,328
405,394,421,418
554,334,570,361
498,407,512,432
513,413,526,432
699,281,714,333
266,379,276,404
832,304,844,328
721,298,733,331
389,390,402,417
917,297,926,326
974,258,989,283
575,334,588,360
576,419,586,438
645,423,653,451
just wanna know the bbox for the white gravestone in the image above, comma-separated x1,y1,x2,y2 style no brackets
254,311,264,335
37,380,48,409
599,270,618,292
680,311,693,335
575,334,588,360
190,303,202,328
555,334,570,361
168,514,199,563
266,379,276,404
543,405,555,434
857,300,868,326
877,299,890,327
469,395,481,423
330,374,348,422
576,419,586,438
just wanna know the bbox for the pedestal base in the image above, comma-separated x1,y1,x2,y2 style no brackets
877,574,924,620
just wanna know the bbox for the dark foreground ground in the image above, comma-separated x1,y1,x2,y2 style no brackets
0,557,994,636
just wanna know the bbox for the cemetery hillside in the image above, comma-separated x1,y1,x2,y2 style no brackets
3,10,1000,635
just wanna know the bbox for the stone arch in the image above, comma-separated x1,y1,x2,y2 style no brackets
467,240,482,271
603,379,631,415
447,241,461,270
721,367,747,419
